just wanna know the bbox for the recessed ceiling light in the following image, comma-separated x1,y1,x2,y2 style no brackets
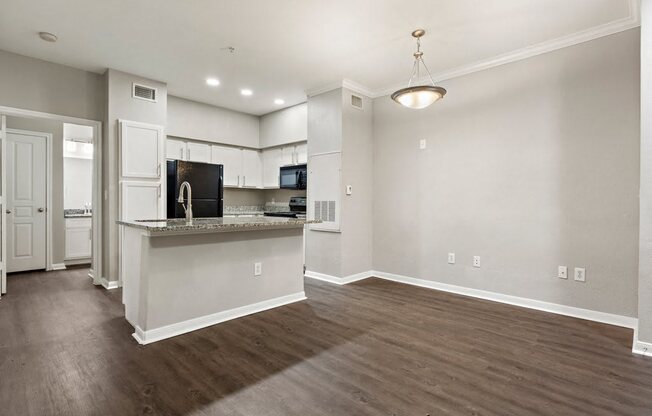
38,32,58,43
206,78,220,86
241,89,253,96
274,99,285,105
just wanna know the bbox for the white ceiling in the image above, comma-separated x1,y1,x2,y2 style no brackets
0,0,637,115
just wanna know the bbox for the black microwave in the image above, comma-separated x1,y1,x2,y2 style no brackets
280,164,307,190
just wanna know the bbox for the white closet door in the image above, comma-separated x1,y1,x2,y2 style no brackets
1,115,6,295
166,138,186,160
120,121,164,179
211,145,242,187
186,142,211,163
6,130,47,273
241,149,262,188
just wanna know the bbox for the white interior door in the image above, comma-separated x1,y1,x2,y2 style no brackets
1,115,6,294
6,130,47,273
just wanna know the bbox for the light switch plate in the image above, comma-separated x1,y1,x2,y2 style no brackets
574,267,586,282
419,139,427,150
346,185,353,195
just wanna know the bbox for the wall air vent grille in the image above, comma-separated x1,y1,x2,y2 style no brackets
314,200,336,222
351,94,363,109
132,83,157,102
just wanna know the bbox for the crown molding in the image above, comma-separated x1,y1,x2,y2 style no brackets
305,78,374,98
307,0,640,100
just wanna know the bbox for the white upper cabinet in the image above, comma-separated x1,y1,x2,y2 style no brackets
120,121,164,179
259,103,307,148
186,142,211,163
166,138,186,160
262,148,282,188
241,149,262,188
281,146,295,166
295,143,307,164
211,145,243,187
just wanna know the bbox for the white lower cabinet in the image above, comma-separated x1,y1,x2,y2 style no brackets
65,218,92,260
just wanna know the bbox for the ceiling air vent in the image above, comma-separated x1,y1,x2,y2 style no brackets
132,83,157,102
351,94,363,110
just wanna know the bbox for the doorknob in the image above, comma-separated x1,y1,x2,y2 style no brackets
5,209,10,214
38,207,45,213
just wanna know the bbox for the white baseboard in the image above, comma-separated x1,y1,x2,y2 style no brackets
100,277,122,290
633,327,652,357
305,269,637,329
304,270,373,285
133,291,306,345
373,271,637,329
51,263,67,271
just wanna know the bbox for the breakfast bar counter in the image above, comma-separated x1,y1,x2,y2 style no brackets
118,217,317,344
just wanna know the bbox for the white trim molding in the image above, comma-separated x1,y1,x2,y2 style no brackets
307,269,637,329
132,291,306,345
51,263,67,271
304,270,374,285
373,271,637,329
633,327,652,357
306,0,641,100
100,277,122,290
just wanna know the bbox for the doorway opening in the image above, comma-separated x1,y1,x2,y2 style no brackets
0,108,102,296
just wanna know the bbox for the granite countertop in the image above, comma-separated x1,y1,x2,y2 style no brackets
117,216,319,235
64,209,92,218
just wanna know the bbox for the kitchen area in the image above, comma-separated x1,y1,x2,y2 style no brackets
117,99,316,344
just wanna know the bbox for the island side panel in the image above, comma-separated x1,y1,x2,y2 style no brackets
122,226,147,327
141,227,305,333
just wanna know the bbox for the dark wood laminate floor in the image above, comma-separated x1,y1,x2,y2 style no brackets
1,268,651,416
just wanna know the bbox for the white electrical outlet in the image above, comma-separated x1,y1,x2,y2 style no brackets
558,266,568,279
574,267,586,282
473,256,481,268
448,253,455,264
254,262,262,276
419,139,427,149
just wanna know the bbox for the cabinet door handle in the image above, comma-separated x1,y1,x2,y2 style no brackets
157,163,161,177
180,148,184,159
187,148,191,160
243,175,246,187
157,184,161,198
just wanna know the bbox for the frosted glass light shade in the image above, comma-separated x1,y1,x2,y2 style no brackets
391,86,447,109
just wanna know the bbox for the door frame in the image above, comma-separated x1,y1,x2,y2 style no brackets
0,106,103,294
6,128,53,273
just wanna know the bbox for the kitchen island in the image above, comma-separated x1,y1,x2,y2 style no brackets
118,216,317,344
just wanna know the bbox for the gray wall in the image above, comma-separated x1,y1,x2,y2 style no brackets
6,116,66,266
167,96,259,148
0,50,104,121
372,29,640,317
340,89,373,276
259,103,307,148
639,2,652,343
305,88,373,278
104,69,168,282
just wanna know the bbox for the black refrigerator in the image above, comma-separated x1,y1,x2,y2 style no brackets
167,160,224,218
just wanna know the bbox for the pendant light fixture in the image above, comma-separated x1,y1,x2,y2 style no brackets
391,29,446,109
